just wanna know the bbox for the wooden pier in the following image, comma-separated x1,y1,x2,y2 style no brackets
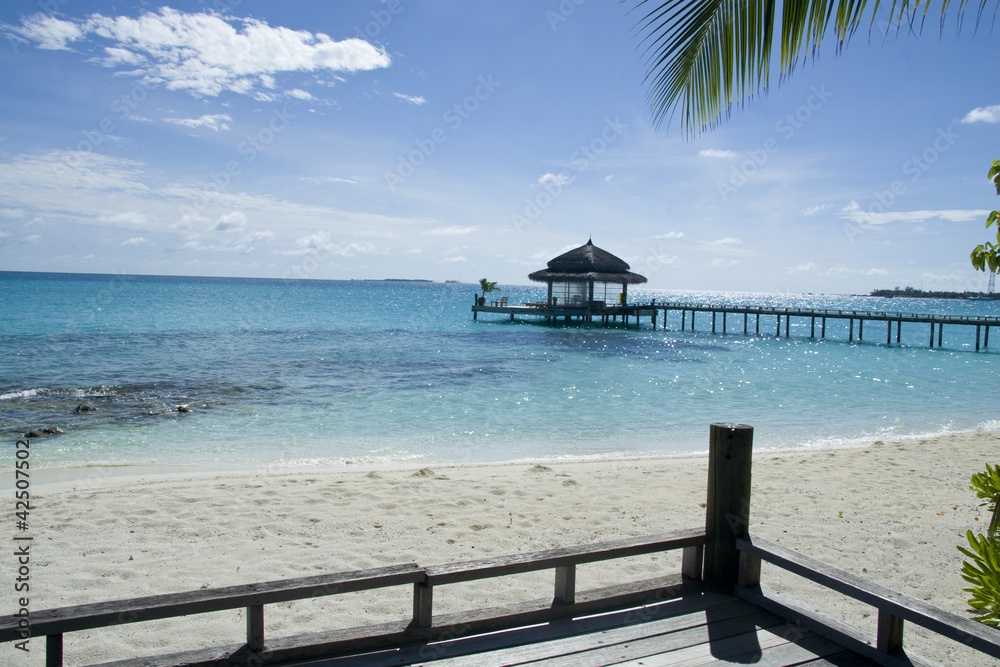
5,424,1000,666
473,299,1000,350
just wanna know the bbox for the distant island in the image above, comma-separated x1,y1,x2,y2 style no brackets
381,278,434,282
870,286,999,300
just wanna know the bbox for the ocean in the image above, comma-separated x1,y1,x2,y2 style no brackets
2,271,998,471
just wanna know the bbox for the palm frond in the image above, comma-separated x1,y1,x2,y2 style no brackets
633,0,994,136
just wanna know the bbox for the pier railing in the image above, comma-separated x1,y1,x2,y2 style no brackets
4,424,1000,666
473,298,1000,349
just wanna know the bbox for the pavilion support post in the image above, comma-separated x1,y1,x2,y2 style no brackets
704,423,753,594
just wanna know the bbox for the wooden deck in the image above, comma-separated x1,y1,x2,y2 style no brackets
283,585,877,667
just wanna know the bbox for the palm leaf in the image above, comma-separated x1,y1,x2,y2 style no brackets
633,0,994,136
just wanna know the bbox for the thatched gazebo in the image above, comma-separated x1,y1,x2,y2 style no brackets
528,239,647,308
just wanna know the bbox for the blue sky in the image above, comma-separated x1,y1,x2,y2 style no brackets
0,1,996,294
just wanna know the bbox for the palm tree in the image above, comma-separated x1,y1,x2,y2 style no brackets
633,0,994,136
478,278,499,304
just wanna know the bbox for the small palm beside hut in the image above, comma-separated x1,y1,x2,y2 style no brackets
528,239,647,307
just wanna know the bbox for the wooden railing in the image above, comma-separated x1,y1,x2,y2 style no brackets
0,530,706,667
734,536,1000,665
5,423,1000,666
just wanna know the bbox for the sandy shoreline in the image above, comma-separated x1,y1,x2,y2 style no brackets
5,430,1000,665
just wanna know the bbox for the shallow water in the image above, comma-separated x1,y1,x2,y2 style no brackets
2,271,998,470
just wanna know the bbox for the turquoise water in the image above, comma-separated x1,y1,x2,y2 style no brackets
2,271,998,470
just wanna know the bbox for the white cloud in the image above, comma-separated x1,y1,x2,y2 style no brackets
538,172,571,187
19,235,41,245
840,201,990,226
698,148,738,158
11,15,83,50
283,230,376,257
426,226,475,235
98,211,150,226
213,211,246,232
121,236,149,246
961,105,1000,124
0,229,9,240
700,237,755,257
788,263,815,274
11,8,391,98
183,229,274,254
801,204,831,216
710,258,740,267
655,231,684,239
300,175,370,185
825,266,888,277
163,114,233,132
440,256,467,263
286,88,314,100
393,92,427,105
0,208,24,219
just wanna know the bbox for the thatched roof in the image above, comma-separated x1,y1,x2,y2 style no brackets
528,239,647,285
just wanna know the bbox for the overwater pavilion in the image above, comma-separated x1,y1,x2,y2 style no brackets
528,238,647,309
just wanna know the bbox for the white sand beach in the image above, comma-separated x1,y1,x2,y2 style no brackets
8,429,1000,665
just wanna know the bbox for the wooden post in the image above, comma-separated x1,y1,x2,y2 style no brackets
977,324,981,351
986,325,991,347
821,317,826,338
849,318,854,342
413,582,433,628
938,322,944,347
930,323,935,347
877,610,905,654
755,314,760,335
896,320,901,343
887,321,892,345
775,315,780,337
47,634,63,667
722,311,727,334
744,312,748,335
681,544,703,581
712,311,716,333
858,318,864,341
704,423,753,594
811,316,815,338
247,604,264,652
554,564,576,605
785,314,790,338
